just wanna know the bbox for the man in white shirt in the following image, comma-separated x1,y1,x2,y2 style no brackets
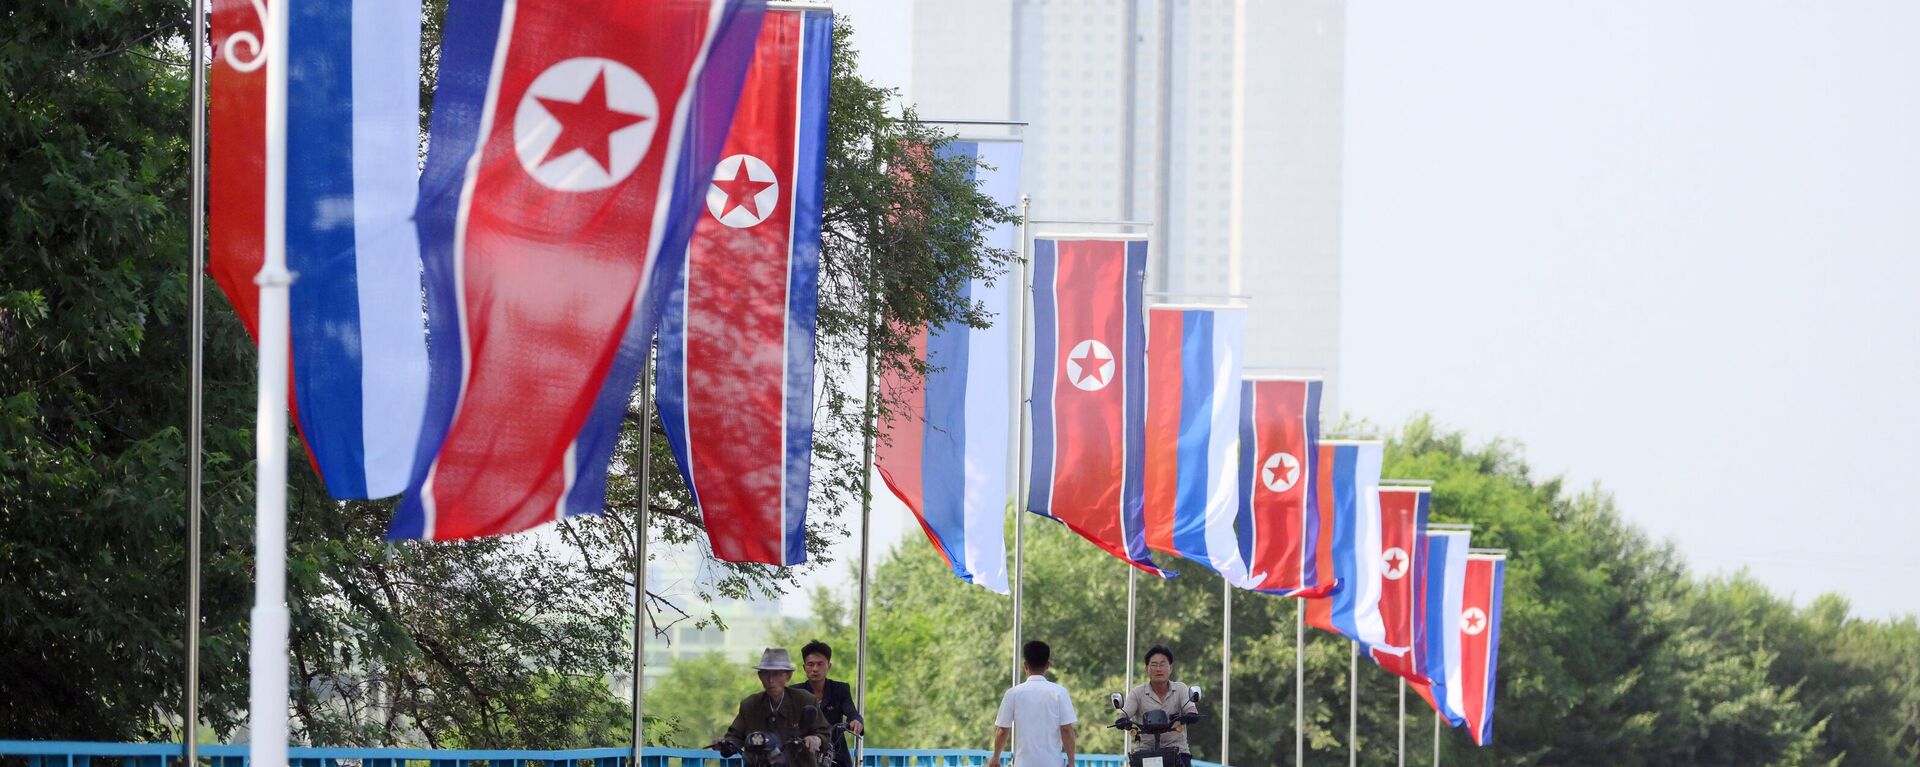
990,640,1077,767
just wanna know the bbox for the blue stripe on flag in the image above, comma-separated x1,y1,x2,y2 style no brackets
1025,238,1058,518
287,0,368,499
779,9,832,564
1235,380,1257,569
1328,443,1362,639
1481,560,1508,745
1300,380,1324,581
1171,310,1212,559
392,0,507,538
1120,240,1156,568
920,266,975,577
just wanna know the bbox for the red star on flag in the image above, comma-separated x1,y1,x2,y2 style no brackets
712,161,776,219
535,69,650,172
1384,549,1405,572
1069,345,1107,387
1465,613,1482,631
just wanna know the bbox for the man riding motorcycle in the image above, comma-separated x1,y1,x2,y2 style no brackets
717,648,832,767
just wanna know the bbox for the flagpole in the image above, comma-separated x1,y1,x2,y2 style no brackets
248,0,293,763
1432,710,1441,766
1123,566,1137,753
630,352,653,767
855,217,882,767
1295,601,1304,767
185,0,207,763
1398,678,1406,767
1348,642,1358,767
1011,195,1032,688
1220,578,1231,767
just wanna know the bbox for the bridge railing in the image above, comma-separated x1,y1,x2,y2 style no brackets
0,743,1224,767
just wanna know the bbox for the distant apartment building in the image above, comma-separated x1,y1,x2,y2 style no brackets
910,0,1346,409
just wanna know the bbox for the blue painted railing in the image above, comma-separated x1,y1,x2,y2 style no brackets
0,743,1223,767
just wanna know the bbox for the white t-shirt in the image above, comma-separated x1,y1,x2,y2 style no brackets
995,674,1078,767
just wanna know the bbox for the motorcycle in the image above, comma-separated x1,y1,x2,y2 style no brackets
709,705,833,767
1109,686,1203,767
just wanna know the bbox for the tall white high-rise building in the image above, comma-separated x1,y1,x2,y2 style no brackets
910,0,1346,409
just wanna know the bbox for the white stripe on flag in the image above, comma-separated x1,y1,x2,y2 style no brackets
962,274,1013,594
1352,441,1388,645
349,0,430,498
1201,310,1252,585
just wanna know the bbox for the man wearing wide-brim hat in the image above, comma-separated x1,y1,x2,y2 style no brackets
721,648,832,766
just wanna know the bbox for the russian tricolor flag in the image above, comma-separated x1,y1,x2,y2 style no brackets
208,0,430,499
876,140,1020,593
1305,440,1386,643
656,7,831,566
390,0,764,540
1411,529,1471,727
1143,307,1249,583
1026,236,1164,576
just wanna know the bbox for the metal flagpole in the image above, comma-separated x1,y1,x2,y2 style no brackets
1011,195,1032,688
1123,567,1137,753
1220,578,1231,767
630,353,653,767
186,1,207,763
1348,642,1358,767
1433,710,1441,766
1399,679,1406,767
248,0,293,763
855,221,882,767
1295,601,1305,766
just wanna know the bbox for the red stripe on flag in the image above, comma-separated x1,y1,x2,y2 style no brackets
1048,240,1132,555
1461,557,1495,741
1296,442,1341,599
877,327,948,569
1374,488,1421,676
425,5,714,537
1142,308,1183,554
682,11,804,563
1249,379,1310,592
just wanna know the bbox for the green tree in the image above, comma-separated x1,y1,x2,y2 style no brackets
643,652,760,748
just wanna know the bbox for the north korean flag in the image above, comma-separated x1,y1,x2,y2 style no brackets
1026,236,1165,576
390,0,765,540
1235,376,1322,594
1370,486,1431,668
656,7,831,566
1461,553,1509,746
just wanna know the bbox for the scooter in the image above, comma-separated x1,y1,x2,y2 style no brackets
1109,686,1203,767
709,705,831,767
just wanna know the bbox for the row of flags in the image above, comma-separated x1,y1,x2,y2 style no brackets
872,206,1510,742
208,0,833,558
204,0,1507,748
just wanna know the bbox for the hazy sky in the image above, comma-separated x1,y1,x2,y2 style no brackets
791,1,1920,620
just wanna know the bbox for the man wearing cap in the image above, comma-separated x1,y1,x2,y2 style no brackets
723,648,832,766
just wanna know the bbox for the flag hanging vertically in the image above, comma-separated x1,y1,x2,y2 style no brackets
209,0,430,500
1411,529,1471,727
1143,306,1249,584
1370,485,1432,667
1461,553,1509,746
1235,376,1322,594
877,139,1023,593
1305,440,1385,643
1026,236,1165,576
390,0,765,540
655,7,831,565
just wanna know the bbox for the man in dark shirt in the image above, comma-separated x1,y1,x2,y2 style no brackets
724,648,831,766
790,639,864,767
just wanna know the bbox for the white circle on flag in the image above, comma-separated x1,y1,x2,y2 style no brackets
1065,339,1116,391
1261,452,1300,492
706,153,781,228
513,57,659,192
1461,607,1488,635
1381,546,1410,580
